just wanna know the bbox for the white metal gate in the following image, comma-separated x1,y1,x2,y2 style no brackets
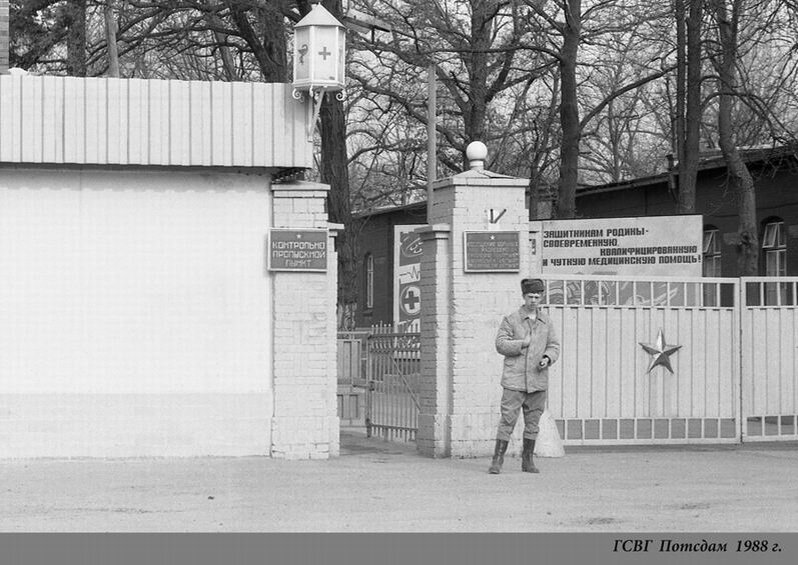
740,277,798,442
543,276,741,445
342,276,798,447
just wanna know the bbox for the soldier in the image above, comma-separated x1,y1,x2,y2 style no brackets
489,278,560,474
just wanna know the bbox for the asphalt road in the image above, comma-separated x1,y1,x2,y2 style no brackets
1,430,797,532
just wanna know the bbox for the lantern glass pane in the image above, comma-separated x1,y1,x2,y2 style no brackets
313,27,338,82
337,28,346,83
294,28,310,81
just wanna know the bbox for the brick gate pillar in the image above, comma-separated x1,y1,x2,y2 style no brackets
269,180,340,459
417,143,530,458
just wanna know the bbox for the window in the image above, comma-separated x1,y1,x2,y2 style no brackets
762,220,788,305
702,228,721,277
365,254,374,309
762,220,786,276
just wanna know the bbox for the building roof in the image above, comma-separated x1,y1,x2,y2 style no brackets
578,144,798,196
353,200,426,220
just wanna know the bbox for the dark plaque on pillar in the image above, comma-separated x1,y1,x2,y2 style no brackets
464,231,520,272
268,228,328,271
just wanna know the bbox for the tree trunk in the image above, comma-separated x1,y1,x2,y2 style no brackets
104,0,120,77
678,0,702,214
674,0,686,206
313,0,356,328
555,0,581,219
320,92,357,328
65,0,87,76
204,10,238,81
226,0,287,81
463,0,494,153
711,0,758,275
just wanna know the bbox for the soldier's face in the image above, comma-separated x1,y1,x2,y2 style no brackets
523,292,542,309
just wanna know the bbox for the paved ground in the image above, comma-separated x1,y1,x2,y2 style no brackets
1,430,797,532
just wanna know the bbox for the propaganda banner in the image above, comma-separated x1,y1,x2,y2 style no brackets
531,215,703,277
394,225,423,333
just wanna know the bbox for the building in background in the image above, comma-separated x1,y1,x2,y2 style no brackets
353,145,798,327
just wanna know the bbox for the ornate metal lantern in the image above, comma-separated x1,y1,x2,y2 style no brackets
292,3,346,139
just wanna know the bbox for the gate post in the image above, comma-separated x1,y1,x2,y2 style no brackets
269,180,340,459
417,143,531,458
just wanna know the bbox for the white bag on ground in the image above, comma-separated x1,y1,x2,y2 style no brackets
534,410,564,458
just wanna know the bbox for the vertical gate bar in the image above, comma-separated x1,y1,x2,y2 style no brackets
390,361,395,440
374,336,383,433
400,353,404,440
365,336,373,437
397,336,402,440
401,349,405,438
378,335,383,436
383,339,388,438
740,278,746,441
396,352,401,439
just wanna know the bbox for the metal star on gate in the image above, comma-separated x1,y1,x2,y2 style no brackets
639,329,682,374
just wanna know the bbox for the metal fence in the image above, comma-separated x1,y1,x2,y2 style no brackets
336,331,368,425
336,277,798,447
740,277,798,442
364,324,420,442
337,330,368,386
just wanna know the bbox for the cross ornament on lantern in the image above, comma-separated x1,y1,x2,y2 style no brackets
292,3,346,141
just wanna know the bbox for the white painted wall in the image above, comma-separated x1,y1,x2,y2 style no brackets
0,167,274,456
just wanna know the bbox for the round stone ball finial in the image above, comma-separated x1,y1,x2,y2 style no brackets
466,141,488,170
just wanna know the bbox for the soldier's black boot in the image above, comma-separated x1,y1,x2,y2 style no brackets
521,438,539,473
488,439,509,474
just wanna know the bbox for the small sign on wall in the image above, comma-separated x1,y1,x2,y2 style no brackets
268,229,328,271
464,231,520,272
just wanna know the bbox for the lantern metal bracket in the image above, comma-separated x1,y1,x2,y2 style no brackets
308,86,326,142
293,86,346,141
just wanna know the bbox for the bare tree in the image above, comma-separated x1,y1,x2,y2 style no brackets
349,0,555,177
103,0,120,76
555,0,580,218
707,0,757,274
673,0,703,214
